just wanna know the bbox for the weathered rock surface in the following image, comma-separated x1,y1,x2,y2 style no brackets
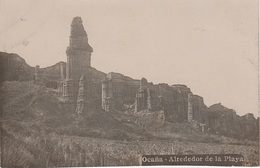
0,52,34,83
0,16,258,140
102,72,140,111
204,103,259,139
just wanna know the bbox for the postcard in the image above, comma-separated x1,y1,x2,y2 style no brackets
0,0,259,167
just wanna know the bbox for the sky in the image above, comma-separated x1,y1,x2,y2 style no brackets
0,0,258,117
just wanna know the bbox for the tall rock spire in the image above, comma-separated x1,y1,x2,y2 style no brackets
75,75,97,116
61,16,94,110
68,17,93,52
75,75,85,116
66,16,93,81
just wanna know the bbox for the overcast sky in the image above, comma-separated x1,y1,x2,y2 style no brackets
0,0,258,117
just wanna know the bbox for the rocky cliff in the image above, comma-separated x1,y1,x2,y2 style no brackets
0,51,258,140
0,52,106,87
204,103,259,139
0,52,34,83
0,15,258,141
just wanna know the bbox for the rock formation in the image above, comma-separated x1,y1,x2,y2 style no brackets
0,52,65,88
135,78,192,122
0,52,34,83
102,72,139,111
202,103,259,138
133,78,258,138
75,75,97,116
0,16,258,140
59,16,95,113
187,93,193,122
66,16,93,81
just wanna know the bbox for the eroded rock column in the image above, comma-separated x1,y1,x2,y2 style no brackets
188,92,193,122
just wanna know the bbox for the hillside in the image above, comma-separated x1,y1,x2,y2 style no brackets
1,81,259,167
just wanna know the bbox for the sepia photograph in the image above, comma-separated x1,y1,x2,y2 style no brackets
0,0,259,167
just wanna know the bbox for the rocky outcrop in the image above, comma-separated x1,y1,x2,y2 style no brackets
59,16,94,109
102,72,139,111
0,52,65,89
59,17,107,115
135,78,192,123
187,93,193,122
134,78,258,139
0,52,34,83
75,75,97,116
66,16,93,81
34,62,66,89
1,16,258,140
203,103,259,139
191,95,208,123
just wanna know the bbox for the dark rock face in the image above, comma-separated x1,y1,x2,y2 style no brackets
0,52,65,89
191,95,208,123
203,103,259,139
35,62,66,89
134,78,258,139
66,16,93,81
135,78,192,123
75,75,97,116
102,72,140,111
59,17,98,115
69,17,93,52
0,52,34,83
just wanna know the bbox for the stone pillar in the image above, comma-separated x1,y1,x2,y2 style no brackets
135,77,149,112
66,17,93,82
62,80,75,113
34,65,40,83
147,88,152,110
63,80,75,105
76,76,85,116
58,82,62,96
135,95,139,112
102,78,114,111
66,55,72,80
60,64,65,80
135,89,147,112
65,17,93,104
188,92,193,122
75,75,96,116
